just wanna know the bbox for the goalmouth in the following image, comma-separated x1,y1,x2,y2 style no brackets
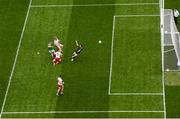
164,9,180,70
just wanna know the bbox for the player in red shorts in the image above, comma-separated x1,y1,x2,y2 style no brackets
53,50,63,66
56,75,64,96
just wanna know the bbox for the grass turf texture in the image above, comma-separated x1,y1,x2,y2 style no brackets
111,16,162,93
0,0,29,113
165,86,180,118
164,0,180,118
1,0,164,118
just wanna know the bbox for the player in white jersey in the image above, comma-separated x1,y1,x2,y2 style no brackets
56,75,64,96
52,50,63,66
54,37,63,52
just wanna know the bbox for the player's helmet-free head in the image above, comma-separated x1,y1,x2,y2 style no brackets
59,75,62,77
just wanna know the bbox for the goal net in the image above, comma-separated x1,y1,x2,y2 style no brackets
164,9,180,66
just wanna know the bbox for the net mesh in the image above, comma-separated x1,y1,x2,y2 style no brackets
164,9,180,66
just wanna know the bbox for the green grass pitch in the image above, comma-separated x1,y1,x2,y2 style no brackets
0,0,167,118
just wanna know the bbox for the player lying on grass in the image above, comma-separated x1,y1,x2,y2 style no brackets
56,75,64,96
48,42,55,57
71,41,83,61
53,50,63,66
54,36,63,53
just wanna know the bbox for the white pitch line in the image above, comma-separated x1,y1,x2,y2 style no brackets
2,110,165,114
109,93,163,96
0,2,164,118
159,0,167,118
115,14,160,17
31,3,159,8
0,0,32,118
108,16,116,95
108,15,161,95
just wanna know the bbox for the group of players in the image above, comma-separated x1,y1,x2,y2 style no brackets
48,37,63,66
48,36,83,66
47,36,83,96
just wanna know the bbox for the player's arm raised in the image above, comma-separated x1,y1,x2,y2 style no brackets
75,40,79,46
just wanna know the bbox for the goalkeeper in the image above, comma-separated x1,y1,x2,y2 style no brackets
71,41,83,61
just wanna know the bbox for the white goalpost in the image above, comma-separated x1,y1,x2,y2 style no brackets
164,9,180,66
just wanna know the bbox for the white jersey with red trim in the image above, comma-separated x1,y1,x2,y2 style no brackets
57,77,64,86
55,51,62,58
54,39,60,46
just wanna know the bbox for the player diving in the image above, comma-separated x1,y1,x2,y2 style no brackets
71,40,83,61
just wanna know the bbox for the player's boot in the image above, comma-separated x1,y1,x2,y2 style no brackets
61,92,64,95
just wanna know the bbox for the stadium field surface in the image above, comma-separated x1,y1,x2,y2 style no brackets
0,0,170,118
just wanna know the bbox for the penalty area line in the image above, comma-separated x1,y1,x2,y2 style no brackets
31,3,159,8
108,14,160,95
2,110,165,114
